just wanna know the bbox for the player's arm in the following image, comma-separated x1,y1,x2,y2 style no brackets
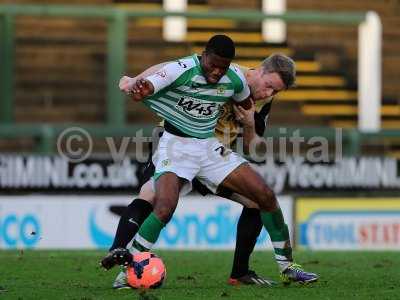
234,100,273,155
126,61,185,102
119,62,170,94
229,66,261,154
254,100,273,136
235,97,253,110
230,65,252,109
233,102,263,155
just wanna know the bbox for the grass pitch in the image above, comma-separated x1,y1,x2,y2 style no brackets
0,250,399,300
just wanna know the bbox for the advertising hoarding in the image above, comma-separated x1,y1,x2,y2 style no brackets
0,195,293,250
297,198,400,250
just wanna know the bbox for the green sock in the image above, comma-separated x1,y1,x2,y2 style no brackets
131,212,165,253
261,208,293,271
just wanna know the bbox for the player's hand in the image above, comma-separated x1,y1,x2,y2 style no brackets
119,76,136,94
130,79,154,102
233,100,256,127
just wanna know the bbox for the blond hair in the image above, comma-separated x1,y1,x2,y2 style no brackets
261,54,296,89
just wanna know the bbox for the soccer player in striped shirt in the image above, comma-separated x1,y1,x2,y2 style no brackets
102,36,317,284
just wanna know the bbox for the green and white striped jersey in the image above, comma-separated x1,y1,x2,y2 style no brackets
143,54,250,138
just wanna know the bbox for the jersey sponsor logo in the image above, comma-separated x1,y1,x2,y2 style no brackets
176,96,221,119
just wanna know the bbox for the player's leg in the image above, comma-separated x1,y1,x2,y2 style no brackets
230,207,271,285
101,159,157,288
111,174,187,290
129,177,210,255
220,164,318,284
230,207,262,278
223,192,265,285
201,142,290,271
198,140,284,284
130,131,201,252
128,182,272,287
215,190,274,286
220,164,292,266
100,180,155,270
199,140,318,284
132,173,184,252
110,181,155,250
110,179,162,290
127,131,200,255
103,128,163,260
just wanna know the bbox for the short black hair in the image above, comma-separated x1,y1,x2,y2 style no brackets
205,34,235,59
